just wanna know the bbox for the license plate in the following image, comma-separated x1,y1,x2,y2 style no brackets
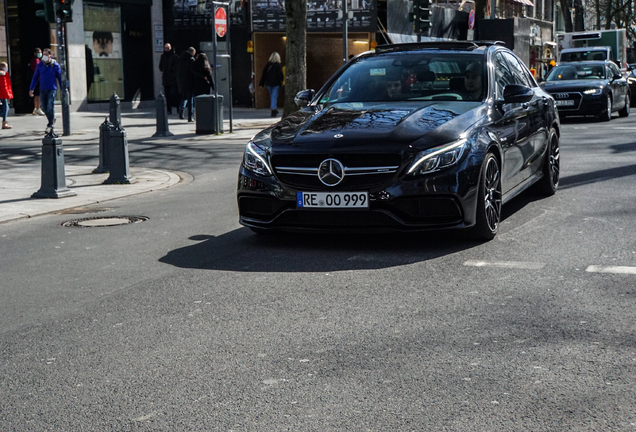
555,100,575,106
297,192,369,208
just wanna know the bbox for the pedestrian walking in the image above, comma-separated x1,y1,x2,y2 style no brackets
176,47,197,122
28,48,62,134
159,43,179,114
29,48,45,116
0,62,14,130
259,52,284,117
193,52,214,97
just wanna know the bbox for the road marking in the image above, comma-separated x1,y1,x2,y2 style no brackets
613,127,636,130
463,260,545,270
63,147,82,151
8,155,29,160
586,265,636,275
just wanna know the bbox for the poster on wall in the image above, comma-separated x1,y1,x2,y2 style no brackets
252,0,377,32
83,3,124,102
0,26,7,58
173,0,247,27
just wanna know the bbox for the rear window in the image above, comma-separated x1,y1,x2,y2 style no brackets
319,53,486,104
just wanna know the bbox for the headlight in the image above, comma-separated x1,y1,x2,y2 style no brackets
243,142,273,176
407,138,469,175
583,88,602,95
628,77,636,84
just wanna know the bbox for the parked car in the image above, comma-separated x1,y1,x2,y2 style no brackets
559,46,612,63
237,41,561,240
627,64,636,106
540,60,630,120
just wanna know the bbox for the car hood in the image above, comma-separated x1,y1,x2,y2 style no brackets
253,102,485,153
541,80,608,92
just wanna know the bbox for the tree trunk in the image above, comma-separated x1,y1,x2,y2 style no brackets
595,0,601,30
573,0,585,31
283,0,307,118
559,0,573,32
604,0,612,29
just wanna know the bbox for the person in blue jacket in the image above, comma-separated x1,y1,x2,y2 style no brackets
29,48,62,134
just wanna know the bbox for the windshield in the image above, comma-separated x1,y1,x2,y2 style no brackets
560,50,608,62
546,64,607,81
319,53,486,104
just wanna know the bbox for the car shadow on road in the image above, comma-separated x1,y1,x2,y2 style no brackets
159,227,485,272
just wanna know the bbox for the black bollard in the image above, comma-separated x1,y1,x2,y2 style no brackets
32,132,77,198
103,124,136,185
153,93,174,137
93,117,113,173
109,92,122,129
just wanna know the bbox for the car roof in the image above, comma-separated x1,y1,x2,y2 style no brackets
560,47,609,52
556,60,610,66
374,41,505,54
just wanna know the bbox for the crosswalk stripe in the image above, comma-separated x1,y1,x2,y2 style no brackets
463,260,545,269
586,265,636,275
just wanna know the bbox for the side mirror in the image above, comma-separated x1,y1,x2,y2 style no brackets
503,84,533,104
294,89,315,108
613,73,622,81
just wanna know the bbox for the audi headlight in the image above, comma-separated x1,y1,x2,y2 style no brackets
629,77,636,84
407,138,469,175
243,142,273,176
583,88,602,95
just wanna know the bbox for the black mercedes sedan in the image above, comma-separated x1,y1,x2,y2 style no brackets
237,41,560,240
540,60,630,120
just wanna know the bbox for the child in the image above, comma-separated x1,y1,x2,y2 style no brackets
0,62,13,129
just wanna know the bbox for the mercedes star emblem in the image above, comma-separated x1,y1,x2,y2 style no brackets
318,158,345,186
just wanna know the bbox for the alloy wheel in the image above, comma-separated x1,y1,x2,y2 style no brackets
549,134,560,187
483,157,502,232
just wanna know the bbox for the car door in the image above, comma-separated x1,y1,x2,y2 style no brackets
491,51,536,192
608,62,628,109
502,51,549,180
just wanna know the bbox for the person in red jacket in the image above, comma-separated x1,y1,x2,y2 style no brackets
0,62,13,130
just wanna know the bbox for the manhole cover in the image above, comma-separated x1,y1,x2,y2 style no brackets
61,216,149,227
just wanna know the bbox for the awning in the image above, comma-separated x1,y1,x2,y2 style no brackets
513,0,535,6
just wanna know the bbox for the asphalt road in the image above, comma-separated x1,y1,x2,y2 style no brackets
1,115,635,431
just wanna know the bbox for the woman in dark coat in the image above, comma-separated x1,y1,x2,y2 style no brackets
193,53,214,97
176,47,196,121
259,51,284,117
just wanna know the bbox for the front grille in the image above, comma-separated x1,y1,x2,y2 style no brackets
549,91,582,110
271,153,402,190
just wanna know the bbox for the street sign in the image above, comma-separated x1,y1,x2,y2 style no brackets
215,7,227,38
469,10,475,30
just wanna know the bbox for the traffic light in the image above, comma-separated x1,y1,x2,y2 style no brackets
34,0,56,23
412,0,431,34
56,0,73,23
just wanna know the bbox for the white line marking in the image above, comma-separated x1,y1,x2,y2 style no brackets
586,265,636,275
463,260,545,270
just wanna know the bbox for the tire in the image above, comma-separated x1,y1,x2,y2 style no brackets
470,153,502,241
532,128,560,196
619,94,630,117
599,95,612,121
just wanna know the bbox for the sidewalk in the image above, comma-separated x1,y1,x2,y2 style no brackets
0,107,278,224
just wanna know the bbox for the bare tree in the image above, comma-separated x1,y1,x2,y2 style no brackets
283,0,307,117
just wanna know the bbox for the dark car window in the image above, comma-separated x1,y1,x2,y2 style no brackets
319,53,485,104
502,51,534,87
546,64,607,81
494,52,515,99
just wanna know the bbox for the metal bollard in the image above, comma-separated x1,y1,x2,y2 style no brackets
32,132,77,198
109,92,122,129
153,93,174,137
103,124,136,185
93,117,113,173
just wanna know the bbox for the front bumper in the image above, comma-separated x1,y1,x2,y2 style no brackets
237,162,481,232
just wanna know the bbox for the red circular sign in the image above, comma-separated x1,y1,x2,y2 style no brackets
215,7,227,38
468,10,475,30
